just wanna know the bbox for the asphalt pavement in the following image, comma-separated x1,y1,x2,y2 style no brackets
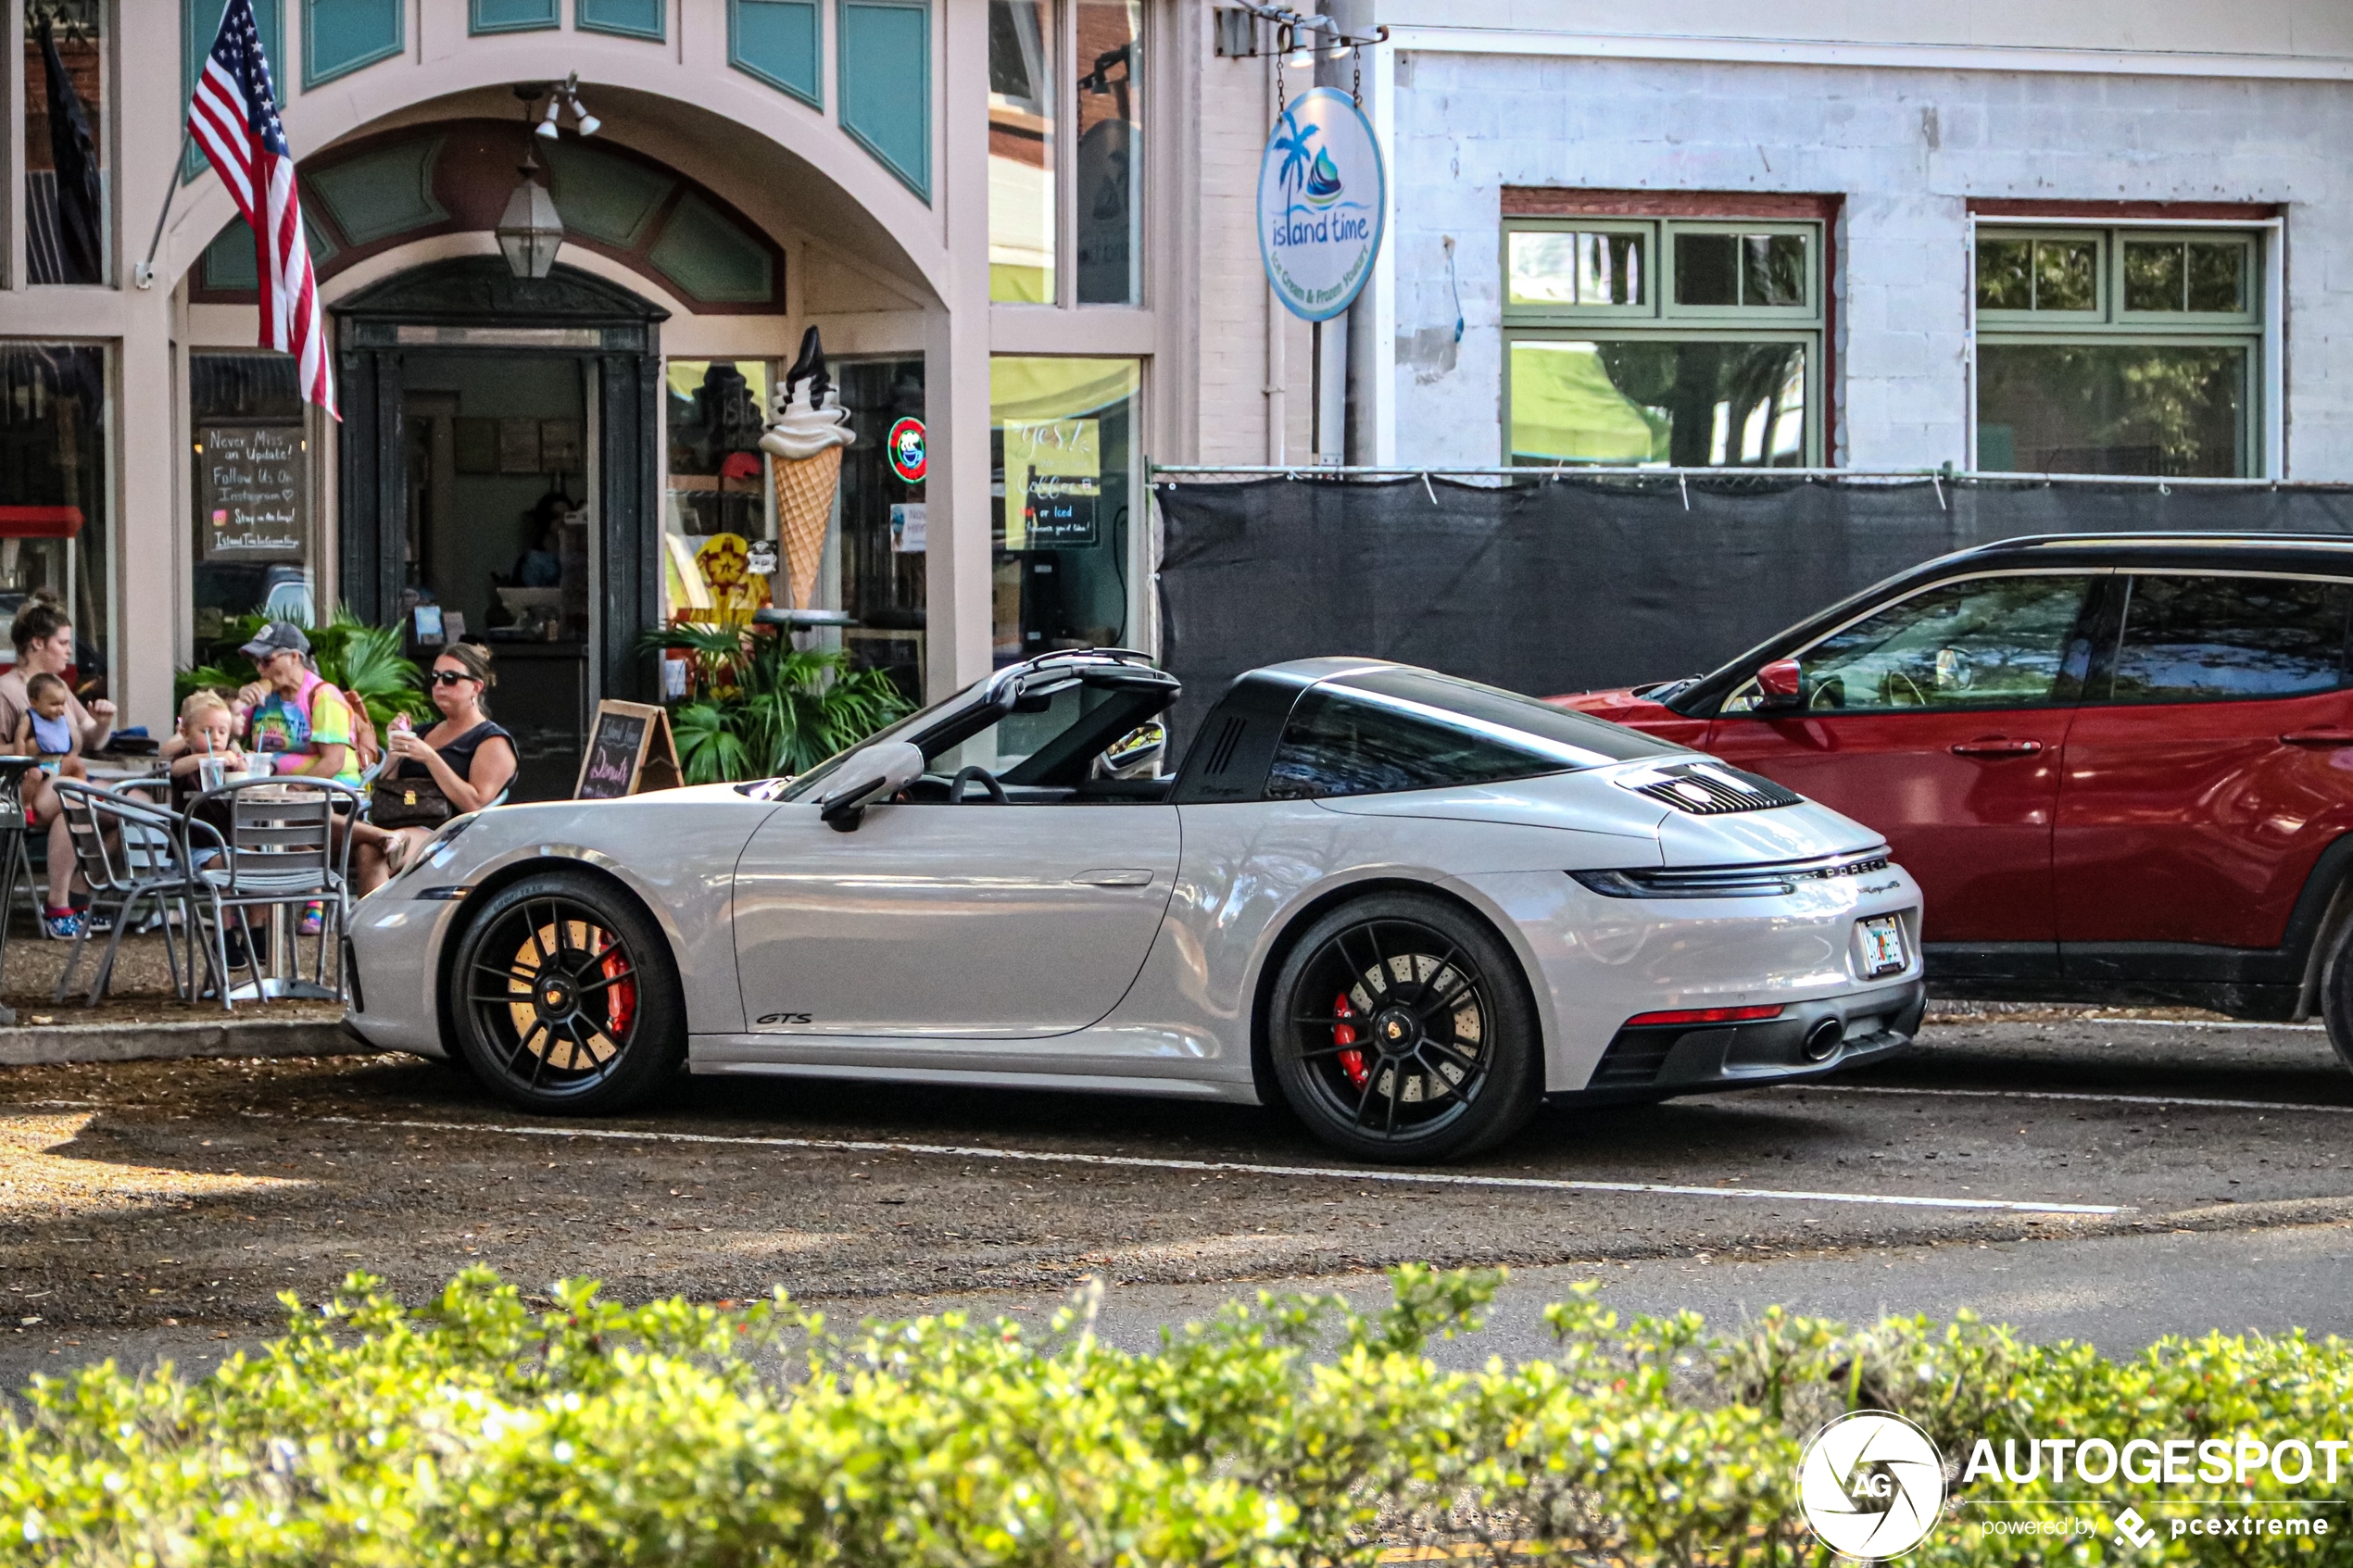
2,1008,2349,1386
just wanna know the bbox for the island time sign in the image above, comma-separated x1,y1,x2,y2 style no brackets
1256,87,1387,322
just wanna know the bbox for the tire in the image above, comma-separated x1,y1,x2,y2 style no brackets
1265,891,1543,1163
447,871,686,1115
2322,916,2353,1074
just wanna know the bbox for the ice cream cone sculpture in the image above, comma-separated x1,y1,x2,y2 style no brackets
759,327,855,612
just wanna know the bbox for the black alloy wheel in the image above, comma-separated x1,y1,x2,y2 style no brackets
1267,892,1541,1163
448,872,684,1114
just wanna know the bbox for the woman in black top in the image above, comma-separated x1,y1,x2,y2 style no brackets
351,644,517,894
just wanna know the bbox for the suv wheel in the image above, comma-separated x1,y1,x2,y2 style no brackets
1266,892,1542,1163
2322,916,2353,1074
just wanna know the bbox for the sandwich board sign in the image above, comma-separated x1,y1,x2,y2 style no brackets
1256,86,1387,322
576,700,683,798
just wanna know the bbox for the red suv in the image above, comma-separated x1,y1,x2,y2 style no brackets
1554,533,2353,1064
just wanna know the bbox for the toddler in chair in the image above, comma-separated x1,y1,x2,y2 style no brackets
13,672,86,782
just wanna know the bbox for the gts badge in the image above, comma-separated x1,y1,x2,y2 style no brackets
757,1011,814,1026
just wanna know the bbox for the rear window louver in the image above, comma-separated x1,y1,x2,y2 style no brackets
1617,760,1802,815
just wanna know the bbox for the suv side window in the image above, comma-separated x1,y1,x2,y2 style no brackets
1726,573,2096,713
1267,688,1568,799
2106,573,2353,703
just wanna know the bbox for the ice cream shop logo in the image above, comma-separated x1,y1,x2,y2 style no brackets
1256,87,1386,322
887,417,926,484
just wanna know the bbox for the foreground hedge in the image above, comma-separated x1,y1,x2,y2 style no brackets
2,1265,2349,1565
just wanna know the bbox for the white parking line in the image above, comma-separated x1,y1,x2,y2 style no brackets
288,1113,2124,1216
2082,1017,2320,1034
1792,1084,2353,1116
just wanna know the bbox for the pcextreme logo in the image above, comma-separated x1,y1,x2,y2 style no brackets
1798,1411,1947,1560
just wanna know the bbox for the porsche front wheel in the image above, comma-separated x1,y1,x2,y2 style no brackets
1267,894,1541,1163
448,872,685,1115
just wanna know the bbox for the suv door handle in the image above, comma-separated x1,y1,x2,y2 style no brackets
1949,737,2045,758
2281,729,2353,748
1071,868,1155,886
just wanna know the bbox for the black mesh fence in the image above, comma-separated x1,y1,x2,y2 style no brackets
1152,473,2353,741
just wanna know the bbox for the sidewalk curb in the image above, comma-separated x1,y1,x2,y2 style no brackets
0,1017,366,1067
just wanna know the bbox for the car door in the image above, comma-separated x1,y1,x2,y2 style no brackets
1703,571,2101,960
731,678,1181,1038
2056,571,2353,960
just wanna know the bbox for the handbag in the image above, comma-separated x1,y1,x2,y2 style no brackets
371,773,455,830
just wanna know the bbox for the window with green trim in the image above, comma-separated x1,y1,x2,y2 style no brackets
1501,217,1822,469
1974,226,2264,478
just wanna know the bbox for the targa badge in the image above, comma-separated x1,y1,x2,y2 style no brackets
1256,86,1386,322
887,417,927,483
1798,1411,1946,1560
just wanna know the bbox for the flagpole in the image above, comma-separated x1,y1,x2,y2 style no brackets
132,129,195,291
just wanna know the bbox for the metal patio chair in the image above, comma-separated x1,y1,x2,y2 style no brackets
49,780,220,1008
186,775,359,1008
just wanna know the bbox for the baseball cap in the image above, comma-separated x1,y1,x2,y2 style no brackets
237,621,311,660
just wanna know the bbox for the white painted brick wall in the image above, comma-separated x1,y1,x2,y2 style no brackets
1389,53,2353,477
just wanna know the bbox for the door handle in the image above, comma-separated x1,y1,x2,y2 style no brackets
2281,730,2353,748
1949,737,2044,758
1070,868,1154,887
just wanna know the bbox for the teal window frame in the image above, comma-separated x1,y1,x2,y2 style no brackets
301,0,404,90
184,0,284,182
837,0,931,200
1500,215,1826,469
469,0,560,34
1974,225,2266,479
729,0,823,108
577,0,668,41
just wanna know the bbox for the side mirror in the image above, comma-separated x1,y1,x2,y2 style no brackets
1755,658,1805,710
1098,721,1166,779
817,739,925,832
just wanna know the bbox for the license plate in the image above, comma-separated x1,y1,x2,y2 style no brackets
1859,915,1907,978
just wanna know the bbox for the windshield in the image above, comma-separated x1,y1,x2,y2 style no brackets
774,682,979,801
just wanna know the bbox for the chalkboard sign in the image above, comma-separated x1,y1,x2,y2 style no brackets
198,425,305,561
574,700,683,799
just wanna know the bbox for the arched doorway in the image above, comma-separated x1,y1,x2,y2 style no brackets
333,257,667,798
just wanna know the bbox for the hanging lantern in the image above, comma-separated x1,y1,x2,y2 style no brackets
497,148,563,280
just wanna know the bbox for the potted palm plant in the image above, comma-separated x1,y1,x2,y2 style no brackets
641,623,914,784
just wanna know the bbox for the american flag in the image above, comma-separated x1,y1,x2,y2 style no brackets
187,0,335,417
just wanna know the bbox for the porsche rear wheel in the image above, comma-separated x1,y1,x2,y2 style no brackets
448,872,684,1115
1267,893,1541,1163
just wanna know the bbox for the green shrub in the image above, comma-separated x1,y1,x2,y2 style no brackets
1,1266,2347,1565
640,623,914,784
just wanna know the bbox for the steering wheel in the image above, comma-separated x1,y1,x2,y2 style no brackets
947,764,1008,805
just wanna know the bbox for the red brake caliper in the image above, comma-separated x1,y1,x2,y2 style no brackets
1334,991,1367,1088
600,944,636,1039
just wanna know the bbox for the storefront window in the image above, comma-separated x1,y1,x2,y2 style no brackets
24,2,109,286
988,0,1055,304
0,345,109,690
1502,216,1822,467
1974,226,2262,477
836,359,927,699
662,359,773,623
1074,0,1140,305
191,354,316,649
990,357,1139,665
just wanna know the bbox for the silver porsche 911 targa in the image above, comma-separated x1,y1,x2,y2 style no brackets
345,650,1925,1162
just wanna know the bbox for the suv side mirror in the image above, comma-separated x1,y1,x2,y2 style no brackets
817,739,925,832
1755,658,1805,710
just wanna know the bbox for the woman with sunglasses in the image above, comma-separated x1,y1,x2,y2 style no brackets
350,643,516,894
